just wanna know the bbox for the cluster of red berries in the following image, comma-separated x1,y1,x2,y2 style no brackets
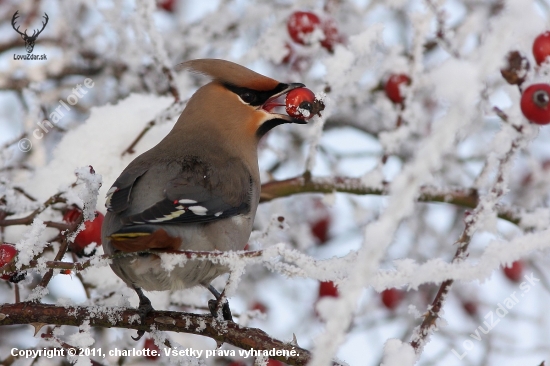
0,207,105,282
282,10,343,66
517,32,550,124
317,280,405,311
382,31,550,121
459,261,525,317
286,11,341,53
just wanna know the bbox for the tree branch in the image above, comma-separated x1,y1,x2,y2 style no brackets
260,175,520,225
0,193,67,227
0,302,344,366
0,249,264,278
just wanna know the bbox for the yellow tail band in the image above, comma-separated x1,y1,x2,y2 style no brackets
108,232,151,241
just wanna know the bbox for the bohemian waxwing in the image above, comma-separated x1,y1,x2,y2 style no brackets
101,59,308,340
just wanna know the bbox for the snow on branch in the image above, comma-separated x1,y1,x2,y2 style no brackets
0,302,348,366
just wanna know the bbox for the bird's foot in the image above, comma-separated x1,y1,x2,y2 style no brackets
208,299,233,321
207,284,233,321
132,287,154,341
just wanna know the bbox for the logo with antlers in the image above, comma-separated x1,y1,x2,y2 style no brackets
11,11,49,54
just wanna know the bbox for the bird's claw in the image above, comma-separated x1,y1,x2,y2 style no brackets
208,299,233,321
132,330,146,341
132,287,154,341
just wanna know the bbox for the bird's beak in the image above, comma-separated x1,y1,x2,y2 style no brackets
260,83,308,124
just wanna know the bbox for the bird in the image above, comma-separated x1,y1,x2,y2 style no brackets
101,59,308,340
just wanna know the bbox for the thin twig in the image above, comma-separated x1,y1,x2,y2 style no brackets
0,193,67,227
36,211,83,290
409,125,525,354
0,249,264,277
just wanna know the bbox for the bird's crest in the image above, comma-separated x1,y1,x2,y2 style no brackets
177,59,280,91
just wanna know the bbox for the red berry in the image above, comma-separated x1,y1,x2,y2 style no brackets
533,31,550,65
503,261,524,283
143,338,160,360
267,360,285,366
310,199,331,244
285,88,316,120
462,301,477,316
0,244,17,281
251,301,268,313
281,43,293,64
64,209,104,252
63,206,81,224
287,11,342,51
381,288,404,310
318,281,338,298
75,212,104,249
319,17,341,51
61,269,72,275
287,11,321,46
521,84,550,124
384,74,411,104
157,0,176,12
522,159,550,186
311,218,330,244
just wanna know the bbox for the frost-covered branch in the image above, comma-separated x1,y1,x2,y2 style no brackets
0,192,68,227
260,175,521,225
409,121,529,354
0,302,341,366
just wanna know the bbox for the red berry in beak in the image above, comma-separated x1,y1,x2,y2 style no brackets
285,87,316,120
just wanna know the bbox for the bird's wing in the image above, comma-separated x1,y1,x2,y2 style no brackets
105,165,148,214
107,157,253,227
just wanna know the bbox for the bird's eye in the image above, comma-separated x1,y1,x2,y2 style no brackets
240,92,257,104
